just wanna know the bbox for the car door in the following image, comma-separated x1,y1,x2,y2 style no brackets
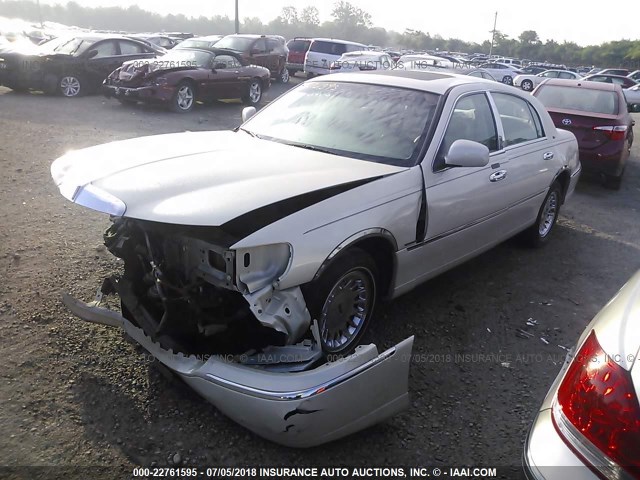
249,38,269,71
488,91,556,229
82,40,120,86
407,91,512,280
208,54,243,99
118,40,156,66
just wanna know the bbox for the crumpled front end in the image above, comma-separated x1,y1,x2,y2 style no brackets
61,217,413,446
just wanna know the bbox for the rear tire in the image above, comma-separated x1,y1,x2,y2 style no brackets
502,75,513,85
242,78,262,106
603,173,622,190
521,182,562,247
278,67,290,83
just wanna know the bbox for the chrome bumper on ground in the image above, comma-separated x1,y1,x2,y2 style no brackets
62,292,414,447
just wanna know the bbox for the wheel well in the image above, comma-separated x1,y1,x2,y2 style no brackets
556,170,571,203
347,237,396,299
180,78,198,94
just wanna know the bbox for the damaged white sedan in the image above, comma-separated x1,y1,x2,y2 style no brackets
52,70,580,447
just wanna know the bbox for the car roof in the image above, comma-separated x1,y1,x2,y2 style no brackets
310,37,366,46
307,70,509,94
585,73,634,80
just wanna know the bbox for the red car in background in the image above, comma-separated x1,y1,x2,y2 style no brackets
533,78,634,190
103,48,270,113
285,37,312,77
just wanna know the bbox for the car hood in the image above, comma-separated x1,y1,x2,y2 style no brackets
51,130,407,228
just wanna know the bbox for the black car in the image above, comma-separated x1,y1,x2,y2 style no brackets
0,34,163,97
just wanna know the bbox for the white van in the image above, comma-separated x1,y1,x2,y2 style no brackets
495,57,522,67
304,38,367,76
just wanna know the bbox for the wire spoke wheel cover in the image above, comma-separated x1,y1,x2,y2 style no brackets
319,268,374,353
539,190,558,237
60,76,81,97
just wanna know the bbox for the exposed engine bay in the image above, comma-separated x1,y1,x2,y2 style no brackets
101,217,320,371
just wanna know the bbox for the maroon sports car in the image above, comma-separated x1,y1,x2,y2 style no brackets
103,48,271,113
533,78,634,189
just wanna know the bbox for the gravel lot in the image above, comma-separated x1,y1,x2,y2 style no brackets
1,76,639,479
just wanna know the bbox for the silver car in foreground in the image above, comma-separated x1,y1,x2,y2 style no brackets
52,71,580,447
524,271,640,479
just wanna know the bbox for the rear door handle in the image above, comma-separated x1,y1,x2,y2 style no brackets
489,170,507,182
543,152,554,160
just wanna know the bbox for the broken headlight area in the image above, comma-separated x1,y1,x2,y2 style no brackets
100,217,315,369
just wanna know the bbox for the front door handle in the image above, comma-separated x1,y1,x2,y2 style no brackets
543,152,554,160
489,170,507,182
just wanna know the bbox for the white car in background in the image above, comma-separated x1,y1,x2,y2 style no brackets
515,70,582,92
524,271,640,479
478,61,523,85
303,38,366,76
623,83,640,109
329,50,394,72
53,71,580,448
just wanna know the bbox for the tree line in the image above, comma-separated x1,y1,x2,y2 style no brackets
1,0,639,68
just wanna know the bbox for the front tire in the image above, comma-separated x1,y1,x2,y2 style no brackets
242,79,262,105
59,74,84,97
305,248,378,355
521,182,562,247
521,79,533,91
170,81,195,113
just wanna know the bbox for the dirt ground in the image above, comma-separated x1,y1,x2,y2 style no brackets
1,77,639,480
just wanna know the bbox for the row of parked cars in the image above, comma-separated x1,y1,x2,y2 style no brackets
0,32,294,111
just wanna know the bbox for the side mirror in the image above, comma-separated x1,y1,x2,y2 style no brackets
242,106,257,122
86,49,98,59
445,139,490,168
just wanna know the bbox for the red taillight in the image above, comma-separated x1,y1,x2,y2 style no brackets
593,125,628,141
556,330,640,477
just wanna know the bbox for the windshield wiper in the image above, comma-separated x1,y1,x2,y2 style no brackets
238,127,261,139
286,143,337,155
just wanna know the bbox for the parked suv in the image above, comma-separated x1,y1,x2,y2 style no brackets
304,38,367,76
215,34,289,83
286,37,311,77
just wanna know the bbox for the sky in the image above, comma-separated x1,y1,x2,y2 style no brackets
39,0,639,47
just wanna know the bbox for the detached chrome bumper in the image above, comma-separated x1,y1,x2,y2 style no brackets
62,293,413,448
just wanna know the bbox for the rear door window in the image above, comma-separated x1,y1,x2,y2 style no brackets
119,41,144,55
91,40,118,58
491,93,545,147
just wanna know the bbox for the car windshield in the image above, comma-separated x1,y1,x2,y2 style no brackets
214,36,254,51
151,50,211,69
536,85,618,115
243,81,440,166
53,38,93,56
178,39,215,49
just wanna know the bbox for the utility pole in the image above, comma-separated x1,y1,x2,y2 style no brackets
489,11,497,57
235,0,239,34
36,0,44,29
